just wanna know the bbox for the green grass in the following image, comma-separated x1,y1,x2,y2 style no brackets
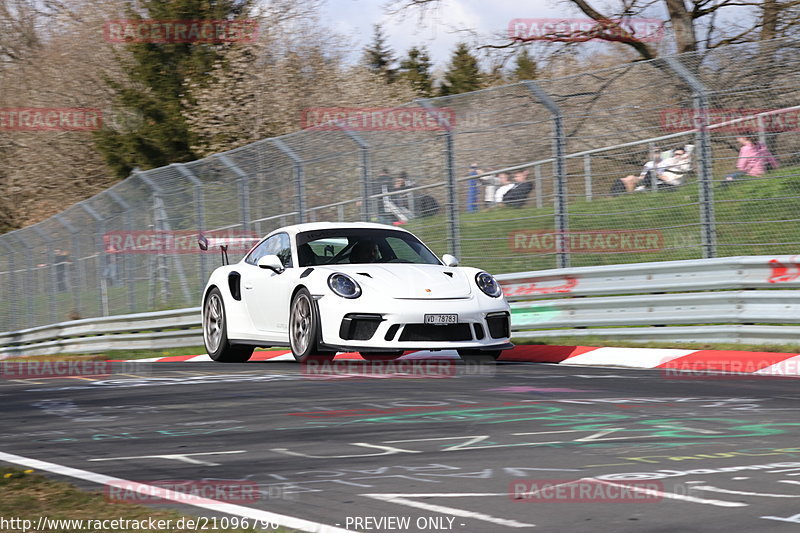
0,467,296,533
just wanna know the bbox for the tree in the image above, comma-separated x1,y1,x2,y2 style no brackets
93,0,252,178
363,24,398,83
439,43,483,96
512,46,538,81
398,46,434,96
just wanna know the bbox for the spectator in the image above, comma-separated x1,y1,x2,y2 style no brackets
467,163,480,212
480,168,500,208
494,172,514,204
373,168,394,223
54,248,70,292
656,147,692,188
723,135,779,184
503,169,533,207
617,148,665,193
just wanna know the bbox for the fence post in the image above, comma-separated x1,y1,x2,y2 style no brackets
583,154,592,201
107,190,136,313
31,226,57,324
418,99,460,259
10,233,35,325
335,121,371,222
523,81,569,268
0,239,19,331
78,202,108,316
172,163,208,285
216,155,251,232
534,164,543,208
664,56,716,259
271,139,306,224
55,214,82,318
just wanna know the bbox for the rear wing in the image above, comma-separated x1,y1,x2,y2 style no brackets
198,233,260,265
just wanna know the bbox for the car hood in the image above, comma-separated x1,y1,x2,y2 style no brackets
322,264,473,299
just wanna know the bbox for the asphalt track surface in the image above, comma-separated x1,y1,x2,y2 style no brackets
2,359,800,533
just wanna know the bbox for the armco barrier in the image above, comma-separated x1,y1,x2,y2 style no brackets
2,255,800,358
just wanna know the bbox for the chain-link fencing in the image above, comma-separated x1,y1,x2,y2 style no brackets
2,38,799,331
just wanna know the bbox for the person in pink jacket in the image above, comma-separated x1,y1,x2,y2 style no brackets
724,135,779,183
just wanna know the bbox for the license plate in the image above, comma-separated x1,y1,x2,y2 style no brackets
425,314,457,325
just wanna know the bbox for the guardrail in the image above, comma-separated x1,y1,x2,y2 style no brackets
2,255,799,358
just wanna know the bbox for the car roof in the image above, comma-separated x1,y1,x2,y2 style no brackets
267,222,413,238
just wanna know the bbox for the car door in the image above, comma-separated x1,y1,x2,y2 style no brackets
241,233,294,333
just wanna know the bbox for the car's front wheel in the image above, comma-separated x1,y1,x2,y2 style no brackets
290,288,335,362
204,287,253,362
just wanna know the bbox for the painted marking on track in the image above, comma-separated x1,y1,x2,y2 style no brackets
0,450,353,533
88,450,246,466
595,479,747,507
691,485,800,498
361,493,534,528
582,463,638,468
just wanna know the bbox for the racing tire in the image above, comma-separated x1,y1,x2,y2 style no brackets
290,288,335,362
457,349,501,362
204,287,254,363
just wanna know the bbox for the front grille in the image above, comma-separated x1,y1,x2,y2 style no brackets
487,312,510,339
399,323,473,342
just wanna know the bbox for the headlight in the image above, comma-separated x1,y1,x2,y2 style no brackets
328,273,362,299
475,272,502,298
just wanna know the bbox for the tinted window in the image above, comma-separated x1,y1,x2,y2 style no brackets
246,233,293,268
296,229,440,266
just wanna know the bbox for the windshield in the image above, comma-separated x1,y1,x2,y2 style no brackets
296,228,441,267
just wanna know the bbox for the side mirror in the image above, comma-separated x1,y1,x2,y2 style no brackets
442,254,459,267
257,254,285,273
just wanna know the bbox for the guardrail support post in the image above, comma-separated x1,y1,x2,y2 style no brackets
523,81,569,268
0,239,20,331
664,57,716,259
335,121,371,222
172,163,208,284
418,99,461,259
271,139,306,224
31,226,57,323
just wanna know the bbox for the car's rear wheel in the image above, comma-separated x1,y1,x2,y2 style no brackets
204,287,253,362
290,288,335,362
359,351,404,360
457,349,501,362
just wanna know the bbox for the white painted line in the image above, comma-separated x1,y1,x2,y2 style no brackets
755,355,800,376
595,479,747,507
691,485,800,498
562,347,696,368
362,493,534,528
88,450,246,466
0,451,353,533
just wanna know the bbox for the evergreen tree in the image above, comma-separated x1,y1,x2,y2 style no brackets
439,43,483,96
512,47,538,81
362,24,397,83
398,46,434,97
94,0,251,178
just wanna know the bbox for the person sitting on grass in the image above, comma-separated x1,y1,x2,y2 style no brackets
722,135,779,185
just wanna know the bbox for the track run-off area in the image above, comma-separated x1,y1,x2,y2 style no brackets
1,354,800,533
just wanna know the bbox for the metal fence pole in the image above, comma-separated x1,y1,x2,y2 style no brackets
107,190,136,313
583,154,592,201
172,163,207,284
0,240,19,331
335,121,371,222
523,81,569,268
216,155,251,232
418,99,461,259
10,233,35,325
271,139,306,224
31,226,57,323
55,214,82,317
664,57,716,258
78,202,107,316
534,164,543,208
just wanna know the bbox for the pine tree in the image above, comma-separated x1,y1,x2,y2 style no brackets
513,47,538,81
398,46,434,97
363,24,397,84
439,43,483,96
93,0,251,178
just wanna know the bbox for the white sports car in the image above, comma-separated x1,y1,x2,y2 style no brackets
201,222,512,362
